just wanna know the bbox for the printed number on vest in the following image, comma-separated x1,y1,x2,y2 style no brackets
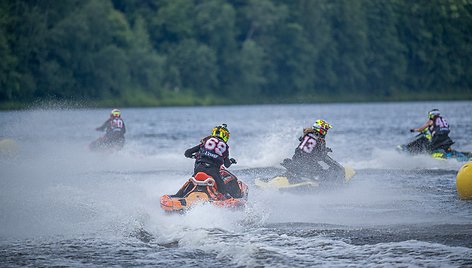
435,117,449,129
204,137,227,156
299,135,317,153
111,119,124,129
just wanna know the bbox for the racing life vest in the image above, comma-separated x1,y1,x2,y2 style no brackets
106,118,125,138
196,136,229,167
295,133,326,156
428,116,450,137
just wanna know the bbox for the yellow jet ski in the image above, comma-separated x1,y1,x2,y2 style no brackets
255,166,355,191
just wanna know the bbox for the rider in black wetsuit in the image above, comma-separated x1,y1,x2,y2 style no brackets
282,119,344,182
410,109,453,152
181,124,239,197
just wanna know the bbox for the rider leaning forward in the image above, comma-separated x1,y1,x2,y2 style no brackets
182,124,239,197
282,119,343,182
410,109,453,152
95,109,126,144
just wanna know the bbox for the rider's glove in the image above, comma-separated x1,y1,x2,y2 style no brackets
230,158,237,164
410,129,415,133
326,147,333,153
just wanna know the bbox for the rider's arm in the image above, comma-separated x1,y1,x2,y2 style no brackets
322,154,343,171
224,157,232,168
96,119,110,131
298,127,313,141
223,148,233,168
303,127,314,136
184,144,200,158
319,139,329,156
413,120,432,132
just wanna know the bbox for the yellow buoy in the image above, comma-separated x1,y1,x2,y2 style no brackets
456,161,472,200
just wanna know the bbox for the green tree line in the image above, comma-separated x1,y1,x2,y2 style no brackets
1,0,471,108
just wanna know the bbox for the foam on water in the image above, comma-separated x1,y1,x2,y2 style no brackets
1,103,471,266
0,105,467,239
346,147,465,171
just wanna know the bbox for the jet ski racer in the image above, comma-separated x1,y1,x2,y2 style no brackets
410,109,454,152
180,124,240,198
92,109,126,150
282,119,344,182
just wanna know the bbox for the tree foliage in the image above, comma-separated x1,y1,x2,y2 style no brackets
1,0,471,107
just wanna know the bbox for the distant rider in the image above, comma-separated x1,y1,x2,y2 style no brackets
181,124,239,197
282,119,344,182
410,109,453,152
95,109,126,147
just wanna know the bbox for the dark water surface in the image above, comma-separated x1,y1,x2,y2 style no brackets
1,101,471,267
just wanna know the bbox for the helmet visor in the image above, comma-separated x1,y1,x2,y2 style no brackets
312,125,327,137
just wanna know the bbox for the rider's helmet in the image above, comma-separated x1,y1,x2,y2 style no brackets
211,123,230,142
316,119,332,132
428,109,440,119
312,123,327,138
313,119,332,138
111,109,121,118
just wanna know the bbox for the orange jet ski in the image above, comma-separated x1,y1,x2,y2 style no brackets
160,169,248,213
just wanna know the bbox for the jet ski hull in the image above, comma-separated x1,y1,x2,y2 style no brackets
160,172,248,213
255,166,355,191
397,131,471,162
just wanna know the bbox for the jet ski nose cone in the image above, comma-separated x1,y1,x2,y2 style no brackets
457,161,472,200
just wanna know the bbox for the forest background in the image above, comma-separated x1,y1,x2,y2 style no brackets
1,0,471,109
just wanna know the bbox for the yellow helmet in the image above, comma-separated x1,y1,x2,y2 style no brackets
313,119,332,137
315,119,332,130
211,124,230,142
312,124,327,137
111,109,121,118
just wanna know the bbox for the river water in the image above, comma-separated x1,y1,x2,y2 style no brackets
1,101,471,267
